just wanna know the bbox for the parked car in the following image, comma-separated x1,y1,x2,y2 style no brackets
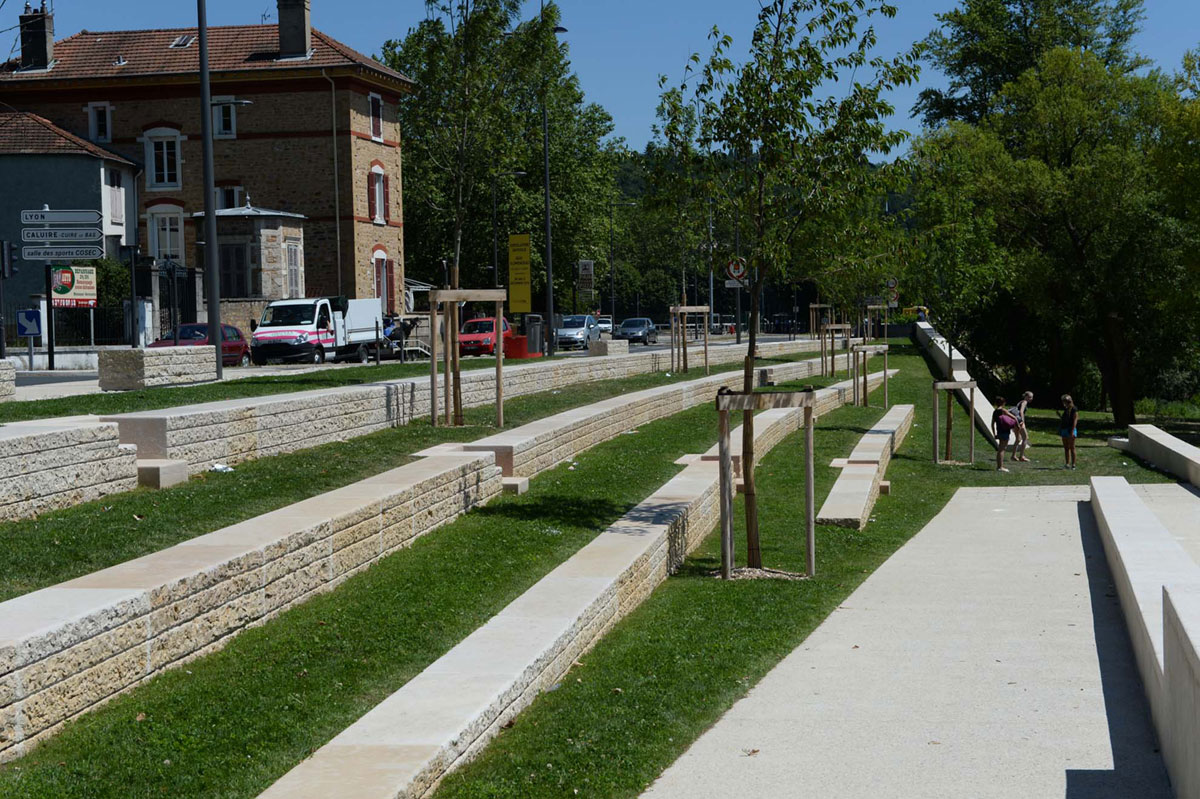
613,317,659,345
251,297,383,365
597,315,613,335
555,314,601,350
150,323,251,367
459,316,513,356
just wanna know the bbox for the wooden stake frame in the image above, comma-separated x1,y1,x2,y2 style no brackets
851,344,889,407
820,323,853,378
931,379,977,466
809,303,832,341
670,305,711,376
715,389,817,579
429,289,508,428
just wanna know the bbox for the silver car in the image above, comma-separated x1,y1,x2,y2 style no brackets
555,314,601,350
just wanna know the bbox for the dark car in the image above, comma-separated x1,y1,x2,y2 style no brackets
149,323,252,366
614,317,659,345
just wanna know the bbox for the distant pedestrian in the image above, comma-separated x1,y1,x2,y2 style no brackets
1011,391,1033,463
991,397,1019,472
1059,394,1079,469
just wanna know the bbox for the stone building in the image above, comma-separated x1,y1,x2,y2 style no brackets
0,0,412,316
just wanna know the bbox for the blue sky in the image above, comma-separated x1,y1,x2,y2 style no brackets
15,0,1200,150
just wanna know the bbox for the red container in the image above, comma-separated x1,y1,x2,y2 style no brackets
505,335,540,359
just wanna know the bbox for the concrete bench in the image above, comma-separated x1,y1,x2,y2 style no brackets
1090,476,1200,798
816,404,915,530
0,362,13,403
258,369,893,799
98,346,217,391
1119,425,1200,486
0,416,138,522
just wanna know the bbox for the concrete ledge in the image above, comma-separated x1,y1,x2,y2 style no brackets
501,477,529,495
258,370,887,799
1127,424,1200,486
588,339,628,357
0,362,14,403
816,404,914,530
1090,476,1200,798
914,322,998,449
98,347,217,392
136,459,189,489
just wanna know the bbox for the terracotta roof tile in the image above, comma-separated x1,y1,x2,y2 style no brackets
0,111,136,163
0,24,413,86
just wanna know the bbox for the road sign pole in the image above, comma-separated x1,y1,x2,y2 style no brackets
43,264,54,371
0,244,7,359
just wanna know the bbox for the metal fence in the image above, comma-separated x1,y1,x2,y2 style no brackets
0,302,132,348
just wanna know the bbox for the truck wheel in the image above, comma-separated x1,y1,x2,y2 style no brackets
313,347,325,364
356,344,369,363
252,354,266,366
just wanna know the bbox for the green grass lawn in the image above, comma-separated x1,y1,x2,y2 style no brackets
0,363,774,603
431,342,1173,799
0,397,744,799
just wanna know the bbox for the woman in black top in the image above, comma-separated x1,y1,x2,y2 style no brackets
1059,394,1079,469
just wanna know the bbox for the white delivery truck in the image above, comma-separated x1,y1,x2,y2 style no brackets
250,297,384,365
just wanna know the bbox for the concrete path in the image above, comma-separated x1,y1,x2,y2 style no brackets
1134,482,1200,566
644,486,1171,799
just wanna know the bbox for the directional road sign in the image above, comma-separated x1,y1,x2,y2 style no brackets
20,209,103,225
16,309,41,338
724,279,746,289
22,228,103,243
23,246,104,261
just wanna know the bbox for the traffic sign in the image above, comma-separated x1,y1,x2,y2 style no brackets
23,246,104,261
886,276,898,289
726,258,747,282
888,288,900,307
21,209,102,225
724,279,745,289
22,228,103,243
17,309,41,338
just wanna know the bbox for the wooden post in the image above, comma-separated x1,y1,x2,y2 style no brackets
805,404,816,578
884,348,889,407
969,386,976,465
852,349,859,405
430,306,439,427
945,389,954,462
682,312,689,373
932,385,940,464
669,313,676,373
443,302,452,427
452,302,464,426
718,408,734,580
495,300,504,428
861,351,868,407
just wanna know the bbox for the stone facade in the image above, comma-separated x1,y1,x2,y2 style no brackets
98,346,218,391
0,419,138,522
0,362,13,403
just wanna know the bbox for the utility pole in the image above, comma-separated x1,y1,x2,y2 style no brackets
198,0,223,379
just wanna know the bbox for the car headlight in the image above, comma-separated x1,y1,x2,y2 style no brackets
573,330,585,338
482,337,491,346
294,332,309,344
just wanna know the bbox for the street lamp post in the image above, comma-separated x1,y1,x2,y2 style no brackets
542,20,567,355
197,0,223,379
492,170,526,288
609,200,635,322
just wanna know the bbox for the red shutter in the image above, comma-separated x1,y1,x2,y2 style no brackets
385,259,396,314
367,172,377,221
383,175,391,222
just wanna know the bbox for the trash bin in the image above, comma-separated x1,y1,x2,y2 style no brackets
524,314,544,355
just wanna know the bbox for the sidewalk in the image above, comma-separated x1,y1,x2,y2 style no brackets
643,486,1171,799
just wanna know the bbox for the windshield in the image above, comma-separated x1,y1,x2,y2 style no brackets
561,316,586,328
462,320,494,334
620,319,647,329
260,303,316,327
164,324,208,340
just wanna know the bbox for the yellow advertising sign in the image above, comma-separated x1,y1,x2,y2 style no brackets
508,233,532,313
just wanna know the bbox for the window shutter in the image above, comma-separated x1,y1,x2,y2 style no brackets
383,175,391,222
385,259,396,314
367,172,377,220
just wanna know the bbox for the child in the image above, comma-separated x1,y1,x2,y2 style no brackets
1011,391,1033,463
991,397,1019,472
1059,394,1079,469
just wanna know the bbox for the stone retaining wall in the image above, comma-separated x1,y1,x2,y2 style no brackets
0,418,138,522
0,362,13,403
1126,424,1200,486
0,451,500,762
258,369,892,799
1090,476,1200,799
98,346,218,392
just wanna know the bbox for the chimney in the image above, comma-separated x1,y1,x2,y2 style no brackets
277,0,311,59
19,1,54,70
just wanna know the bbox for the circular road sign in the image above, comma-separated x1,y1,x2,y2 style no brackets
885,276,898,289
727,258,748,282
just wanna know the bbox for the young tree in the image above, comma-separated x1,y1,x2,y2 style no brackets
661,0,921,569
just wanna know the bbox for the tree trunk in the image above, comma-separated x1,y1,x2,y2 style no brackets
742,279,762,570
1101,311,1137,426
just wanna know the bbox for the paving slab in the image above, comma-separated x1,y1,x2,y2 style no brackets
1133,482,1200,566
644,486,1171,799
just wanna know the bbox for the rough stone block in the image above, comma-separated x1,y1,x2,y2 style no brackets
98,347,218,392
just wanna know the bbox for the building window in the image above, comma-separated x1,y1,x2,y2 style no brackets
149,210,184,265
369,93,384,141
220,243,261,298
368,166,388,225
107,168,125,225
87,102,112,143
286,241,302,298
213,97,237,139
215,185,244,210
143,127,183,190
373,250,393,314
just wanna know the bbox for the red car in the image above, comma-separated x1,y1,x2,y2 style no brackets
458,316,513,356
150,323,252,366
